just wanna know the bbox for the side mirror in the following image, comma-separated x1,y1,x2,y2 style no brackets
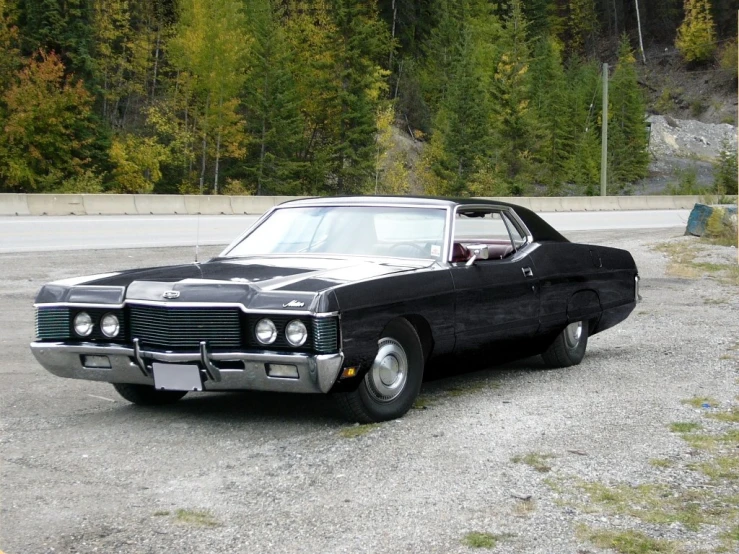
465,244,489,267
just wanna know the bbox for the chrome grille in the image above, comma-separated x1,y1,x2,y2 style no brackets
35,308,70,340
313,318,338,353
129,306,242,350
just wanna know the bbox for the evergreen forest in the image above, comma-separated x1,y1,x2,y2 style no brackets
0,0,736,197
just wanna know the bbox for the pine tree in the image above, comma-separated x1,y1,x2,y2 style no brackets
422,27,493,196
328,0,390,195
488,0,537,193
243,0,305,195
566,0,599,56
563,60,602,194
17,0,95,79
675,0,717,63
529,35,573,193
608,36,649,188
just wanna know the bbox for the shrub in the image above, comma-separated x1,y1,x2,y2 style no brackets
718,40,738,80
714,140,738,196
675,0,718,64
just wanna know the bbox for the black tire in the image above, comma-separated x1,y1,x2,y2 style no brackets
541,319,589,368
113,383,187,406
334,318,424,423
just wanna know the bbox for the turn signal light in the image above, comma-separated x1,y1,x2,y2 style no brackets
266,364,299,379
340,367,357,379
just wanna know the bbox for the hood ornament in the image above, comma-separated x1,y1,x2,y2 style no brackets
162,291,180,299
283,300,305,308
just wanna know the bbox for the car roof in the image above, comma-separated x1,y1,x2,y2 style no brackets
277,196,569,243
279,195,526,209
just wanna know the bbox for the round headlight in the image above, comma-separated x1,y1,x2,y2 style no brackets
73,312,93,337
255,318,277,344
285,319,308,346
101,313,120,338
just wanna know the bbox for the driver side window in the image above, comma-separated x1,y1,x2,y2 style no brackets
451,208,519,263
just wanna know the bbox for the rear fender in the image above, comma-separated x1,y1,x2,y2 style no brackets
566,290,601,326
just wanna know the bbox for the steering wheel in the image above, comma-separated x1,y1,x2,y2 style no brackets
388,242,428,258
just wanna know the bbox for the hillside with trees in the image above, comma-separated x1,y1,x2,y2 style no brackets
0,0,736,197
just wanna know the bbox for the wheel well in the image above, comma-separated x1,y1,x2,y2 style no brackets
399,314,434,363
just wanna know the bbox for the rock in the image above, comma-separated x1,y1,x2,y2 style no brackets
686,203,738,237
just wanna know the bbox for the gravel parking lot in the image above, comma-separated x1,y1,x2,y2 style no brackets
1,229,737,554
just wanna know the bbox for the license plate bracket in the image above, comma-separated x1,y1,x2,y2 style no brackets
152,363,203,391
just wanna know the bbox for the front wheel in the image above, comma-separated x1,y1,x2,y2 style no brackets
334,318,424,423
113,383,188,406
541,320,589,368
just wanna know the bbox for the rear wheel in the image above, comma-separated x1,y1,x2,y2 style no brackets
334,318,424,423
541,320,589,368
113,383,187,406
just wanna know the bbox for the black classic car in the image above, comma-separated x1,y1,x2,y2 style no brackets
31,197,639,422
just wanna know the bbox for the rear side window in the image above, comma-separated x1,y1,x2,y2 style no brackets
451,208,522,262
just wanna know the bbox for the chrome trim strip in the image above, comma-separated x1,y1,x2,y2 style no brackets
34,301,340,318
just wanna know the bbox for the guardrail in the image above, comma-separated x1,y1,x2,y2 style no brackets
0,193,733,216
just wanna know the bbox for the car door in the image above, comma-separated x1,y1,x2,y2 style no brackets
449,207,540,352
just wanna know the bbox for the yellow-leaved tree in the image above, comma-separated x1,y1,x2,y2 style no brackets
676,0,717,63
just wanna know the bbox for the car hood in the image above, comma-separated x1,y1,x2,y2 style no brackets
35,256,435,313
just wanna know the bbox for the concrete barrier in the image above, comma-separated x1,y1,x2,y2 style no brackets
0,193,30,215
27,194,85,215
527,197,566,212
82,194,137,215
184,195,233,215
230,195,278,214
134,194,187,215
2,193,736,216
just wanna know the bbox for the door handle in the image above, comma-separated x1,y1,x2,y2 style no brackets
522,267,534,278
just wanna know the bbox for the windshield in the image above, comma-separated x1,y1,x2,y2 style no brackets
225,206,447,260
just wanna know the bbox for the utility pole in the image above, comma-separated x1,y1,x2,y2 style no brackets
601,63,609,197
634,0,647,64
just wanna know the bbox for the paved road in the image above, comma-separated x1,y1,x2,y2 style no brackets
0,210,690,253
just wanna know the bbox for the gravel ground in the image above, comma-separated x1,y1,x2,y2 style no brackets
1,229,738,554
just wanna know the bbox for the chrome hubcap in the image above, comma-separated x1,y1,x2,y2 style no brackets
365,338,408,402
565,321,583,349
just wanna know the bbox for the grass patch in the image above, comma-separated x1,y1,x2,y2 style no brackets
412,396,432,410
669,422,702,433
576,481,731,531
708,406,739,423
339,423,379,438
721,524,739,543
649,458,675,468
174,508,219,527
584,528,677,554
462,532,512,549
511,452,554,473
704,297,729,305
655,242,739,286
697,456,739,482
152,510,170,517
682,396,719,409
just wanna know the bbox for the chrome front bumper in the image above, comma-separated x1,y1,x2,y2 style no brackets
30,341,344,394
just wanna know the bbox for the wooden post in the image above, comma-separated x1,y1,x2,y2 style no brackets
634,0,647,64
601,63,609,197
736,10,738,264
